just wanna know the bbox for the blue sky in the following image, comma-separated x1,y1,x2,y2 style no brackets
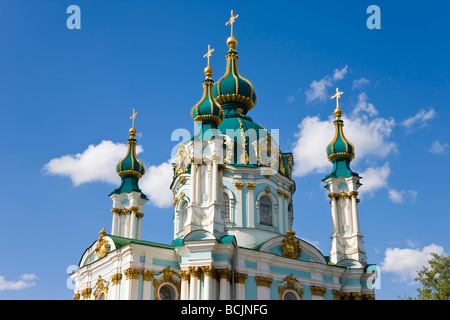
0,0,448,300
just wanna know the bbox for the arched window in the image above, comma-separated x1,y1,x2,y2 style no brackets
158,283,177,300
259,195,272,226
282,290,299,300
222,192,230,222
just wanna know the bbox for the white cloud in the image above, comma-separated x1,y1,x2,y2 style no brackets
0,274,37,290
352,77,370,89
358,163,390,196
139,160,174,208
381,244,445,282
352,92,378,117
333,65,348,81
305,66,348,102
429,140,449,154
401,107,436,133
388,189,417,204
43,140,138,186
287,95,295,103
43,140,174,208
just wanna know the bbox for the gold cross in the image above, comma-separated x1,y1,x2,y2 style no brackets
331,88,344,109
203,44,214,67
225,10,239,36
130,108,138,128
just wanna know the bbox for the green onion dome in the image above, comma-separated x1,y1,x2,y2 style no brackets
212,36,257,115
326,106,355,162
191,66,224,126
116,127,146,179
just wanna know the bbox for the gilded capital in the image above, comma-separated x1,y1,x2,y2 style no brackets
328,192,340,200
129,206,139,213
217,268,232,281
234,182,244,190
111,273,122,286
234,272,248,284
332,289,343,300
81,287,92,300
124,268,142,280
202,266,216,277
188,266,202,279
247,182,256,190
310,285,327,297
255,276,273,288
180,270,190,281
143,270,155,281
73,293,80,300
277,189,284,197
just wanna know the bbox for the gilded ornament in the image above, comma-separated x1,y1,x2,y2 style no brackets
179,270,190,281
95,228,109,259
179,176,186,185
278,274,303,300
73,293,80,300
143,270,154,281
81,287,92,300
264,185,270,194
281,229,301,259
201,266,216,277
247,182,256,190
93,275,109,300
328,192,340,200
153,266,181,300
217,268,232,282
277,189,284,197
332,289,343,300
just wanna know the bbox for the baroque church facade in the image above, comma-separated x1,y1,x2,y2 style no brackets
71,12,377,301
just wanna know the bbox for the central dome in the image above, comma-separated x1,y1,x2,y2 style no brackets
212,37,257,114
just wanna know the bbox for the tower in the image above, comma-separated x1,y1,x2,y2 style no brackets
323,89,367,266
109,110,148,239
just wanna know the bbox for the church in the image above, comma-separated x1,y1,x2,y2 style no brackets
70,11,377,301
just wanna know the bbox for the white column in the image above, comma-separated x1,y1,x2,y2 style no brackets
202,266,215,300
256,276,272,300
180,270,190,300
350,194,360,234
196,165,201,204
235,183,243,227
218,269,230,300
142,271,153,300
129,209,137,239
283,194,289,234
211,162,218,203
234,273,247,300
189,267,201,300
136,214,143,240
277,190,284,233
329,193,339,234
190,164,197,205
247,183,255,227
111,210,118,236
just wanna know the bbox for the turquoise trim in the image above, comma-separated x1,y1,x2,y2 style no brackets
137,273,144,300
269,265,311,279
152,258,179,270
245,260,258,269
245,276,257,299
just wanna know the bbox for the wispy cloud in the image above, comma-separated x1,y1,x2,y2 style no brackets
429,140,449,154
401,107,436,134
352,77,370,89
0,274,37,290
388,189,417,204
305,65,348,102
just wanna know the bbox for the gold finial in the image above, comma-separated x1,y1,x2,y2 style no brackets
226,10,239,50
203,44,214,78
129,109,138,137
226,10,239,37
331,88,344,119
130,108,138,128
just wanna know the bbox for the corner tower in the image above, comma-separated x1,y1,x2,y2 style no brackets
109,109,148,239
323,88,367,266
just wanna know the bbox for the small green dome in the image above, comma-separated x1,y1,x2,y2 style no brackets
191,74,224,126
212,37,257,114
116,128,146,179
326,111,355,162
